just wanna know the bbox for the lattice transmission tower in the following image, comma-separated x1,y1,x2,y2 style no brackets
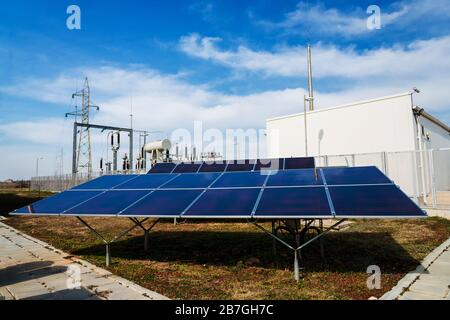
66,77,99,178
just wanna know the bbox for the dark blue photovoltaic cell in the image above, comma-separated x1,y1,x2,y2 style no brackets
198,162,227,173
254,158,284,171
254,187,332,217
322,166,391,185
114,174,174,189
147,162,177,174
162,172,221,189
121,189,202,216
225,160,255,172
64,190,149,215
172,162,202,173
13,191,101,214
284,157,315,169
72,175,138,190
212,172,267,188
329,185,426,217
266,169,322,186
184,188,260,217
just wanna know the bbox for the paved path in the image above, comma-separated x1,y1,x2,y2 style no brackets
381,236,450,300
0,222,168,300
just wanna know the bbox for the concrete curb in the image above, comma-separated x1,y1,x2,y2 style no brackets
380,236,450,300
0,222,169,300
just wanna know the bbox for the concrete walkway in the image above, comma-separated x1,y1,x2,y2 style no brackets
0,222,168,300
381,236,450,300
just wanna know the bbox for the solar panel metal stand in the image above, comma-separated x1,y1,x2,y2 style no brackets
129,218,160,251
76,217,151,266
251,219,346,281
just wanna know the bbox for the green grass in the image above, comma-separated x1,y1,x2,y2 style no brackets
2,190,450,300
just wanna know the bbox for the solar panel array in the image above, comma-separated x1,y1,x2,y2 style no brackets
147,157,315,174
13,165,426,219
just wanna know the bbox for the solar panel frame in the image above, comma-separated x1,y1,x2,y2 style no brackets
321,166,392,186
119,189,203,218
113,173,176,190
182,188,261,218
62,190,151,216
11,166,427,219
198,161,228,173
172,162,203,173
71,174,139,190
253,186,333,219
329,184,426,218
225,159,256,172
211,171,268,188
284,157,315,170
147,162,178,174
12,190,103,216
254,158,284,172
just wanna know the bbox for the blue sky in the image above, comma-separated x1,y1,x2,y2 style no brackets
1,0,450,179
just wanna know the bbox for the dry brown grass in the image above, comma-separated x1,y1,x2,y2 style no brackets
4,214,450,300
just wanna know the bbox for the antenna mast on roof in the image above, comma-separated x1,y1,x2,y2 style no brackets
307,43,314,111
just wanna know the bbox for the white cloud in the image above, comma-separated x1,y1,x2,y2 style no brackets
180,34,450,79
2,38,450,179
255,0,450,37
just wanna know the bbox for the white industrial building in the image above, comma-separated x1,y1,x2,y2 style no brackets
266,92,450,206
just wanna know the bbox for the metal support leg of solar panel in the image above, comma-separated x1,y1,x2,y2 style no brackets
252,219,346,281
76,217,160,266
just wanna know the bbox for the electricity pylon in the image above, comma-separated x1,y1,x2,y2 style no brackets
66,77,99,178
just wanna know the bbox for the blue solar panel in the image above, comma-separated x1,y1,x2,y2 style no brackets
72,175,138,190
198,162,227,173
254,187,332,218
212,171,267,188
225,160,255,172
329,185,426,217
322,166,391,185
266,169,322,186
64,190,149,215
12,166,426,219
114,174,174,189
13,191,101,215
254,158,284,171
121,190,202,217
148,162,177,174
172,162,202,173
284,157,315,169
183,188,260,218
162,172,221,189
